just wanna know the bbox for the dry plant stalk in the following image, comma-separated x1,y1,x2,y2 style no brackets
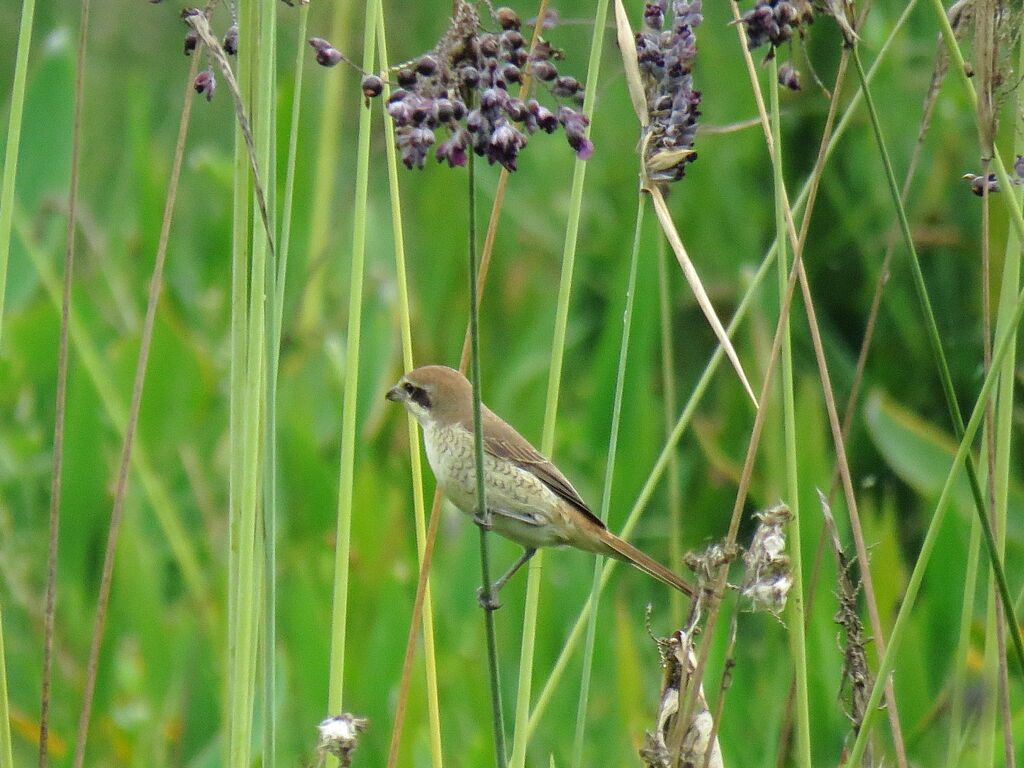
640,628,724,768
817,491,872,766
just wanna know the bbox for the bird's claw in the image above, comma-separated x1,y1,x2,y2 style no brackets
472,510,493,531
476,586,501,611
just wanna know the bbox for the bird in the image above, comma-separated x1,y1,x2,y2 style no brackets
386,364,694,607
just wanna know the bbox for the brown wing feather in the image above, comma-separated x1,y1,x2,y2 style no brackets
480,407,607,530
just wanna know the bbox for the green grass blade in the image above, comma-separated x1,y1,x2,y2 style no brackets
327,0,379,714
0,0,35,350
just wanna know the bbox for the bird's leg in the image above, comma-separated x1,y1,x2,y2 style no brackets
471,507,493,531
477,547,537,611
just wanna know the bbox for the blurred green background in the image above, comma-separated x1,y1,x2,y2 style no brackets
0,0,1021,766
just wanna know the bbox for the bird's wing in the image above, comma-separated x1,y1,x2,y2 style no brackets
481,408,607,530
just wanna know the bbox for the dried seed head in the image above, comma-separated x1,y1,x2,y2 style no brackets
317,714,368,767
741,504,793,614
369,0,592,171
308,37,343,67
496,6,521,30
223,25,239,55
361,74,384,98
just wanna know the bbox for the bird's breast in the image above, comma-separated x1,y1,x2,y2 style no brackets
422,423,565,525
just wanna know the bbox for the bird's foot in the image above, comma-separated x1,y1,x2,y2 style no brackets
472,510,493,531
476,586,501,611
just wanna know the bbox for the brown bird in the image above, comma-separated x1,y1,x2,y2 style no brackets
386,365,694,606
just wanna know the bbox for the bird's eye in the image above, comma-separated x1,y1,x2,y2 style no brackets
403,382,416,395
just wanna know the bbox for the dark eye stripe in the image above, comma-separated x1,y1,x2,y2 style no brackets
410,387,432,409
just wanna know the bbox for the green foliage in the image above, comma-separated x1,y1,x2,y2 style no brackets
0,0,1021,766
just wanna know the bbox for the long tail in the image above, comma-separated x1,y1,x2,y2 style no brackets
597,529,694,596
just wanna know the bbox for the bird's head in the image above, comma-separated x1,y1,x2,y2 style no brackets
386,365,473,427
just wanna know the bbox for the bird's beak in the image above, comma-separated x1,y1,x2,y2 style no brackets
385,384,404,402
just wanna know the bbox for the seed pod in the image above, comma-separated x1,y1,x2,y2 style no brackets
223,25,238,55
308,37,343,67
501,64,522,84
416,55,438,76
194,69,216,101
501,30,525,51
496,6,521,30
479,34,499,57
434,98,454,122
459,66,480,88
552,75,580,97
397,68,417,87
777,62,800,90
184,28,198,56
361,74,384,98
529,60,558,81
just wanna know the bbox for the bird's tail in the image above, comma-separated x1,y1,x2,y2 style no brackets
597,529,694,596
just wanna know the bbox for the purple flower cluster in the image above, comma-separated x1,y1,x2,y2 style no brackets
362,3,593,171
636,1,703,183
738,0,814,51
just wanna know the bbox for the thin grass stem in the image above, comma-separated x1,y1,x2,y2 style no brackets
73,47,198,768
375,11,445,767
327,0,379,715
527,241,776,738
466,144,509,768
765,56,811,768
509,0,610,763
570,192,644,768
733,7,912,754
0,602,12,768
845,276,1024,766
227,0,275,763
851,45,1024,680
0,0,35,349
657,236,685,626
0,0,40,762
59,0,90,762
261,2,290,764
